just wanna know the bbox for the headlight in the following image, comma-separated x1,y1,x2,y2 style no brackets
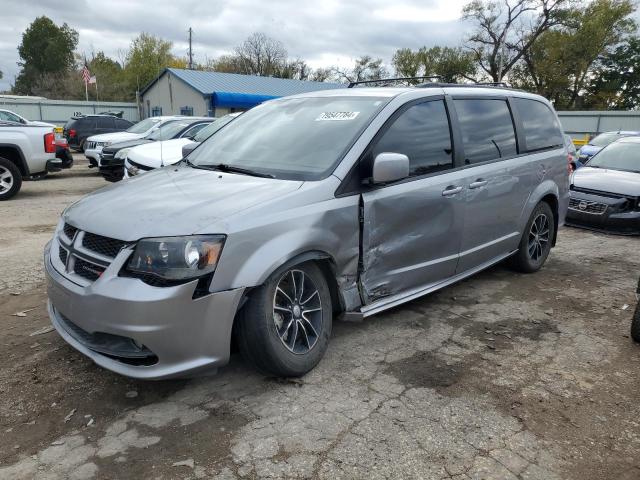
114,148,130,160
124,235,225,282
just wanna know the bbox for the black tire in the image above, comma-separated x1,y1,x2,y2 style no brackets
510,202,555,273
236,261,333,377
0,157,22,201
631,304,640,343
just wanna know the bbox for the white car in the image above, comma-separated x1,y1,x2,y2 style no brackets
124,113,239,178
0,109,55,127
84,116,183,167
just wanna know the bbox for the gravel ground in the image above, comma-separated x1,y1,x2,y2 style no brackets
0,156,639,479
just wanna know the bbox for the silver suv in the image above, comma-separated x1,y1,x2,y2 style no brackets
45,85,569,379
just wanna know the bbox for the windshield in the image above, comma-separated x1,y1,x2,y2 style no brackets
188,96,387,180
587,141,640,173
127,117,162,134
589,132,625,147
146,121,191,140
193,115,237,142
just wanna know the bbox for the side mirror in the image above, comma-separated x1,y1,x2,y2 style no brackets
372,152,410,184
181,142,198,158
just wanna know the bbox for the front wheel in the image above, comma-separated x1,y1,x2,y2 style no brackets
510,202,555,273
0,157,22,201
236,262,333,377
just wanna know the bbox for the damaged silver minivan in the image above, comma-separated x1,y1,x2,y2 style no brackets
45,84,569,379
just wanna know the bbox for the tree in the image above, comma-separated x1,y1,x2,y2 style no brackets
584,36,640,109
392,47,476,83
87,51,127,101
125,33,175,93
333,56,389,84
513,0,635,108
14,16,78,94
233,32,288,76
462,0,570,82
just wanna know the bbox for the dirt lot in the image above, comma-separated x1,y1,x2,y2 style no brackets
0,157,639,479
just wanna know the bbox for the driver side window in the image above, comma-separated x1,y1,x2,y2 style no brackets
369,100,454,178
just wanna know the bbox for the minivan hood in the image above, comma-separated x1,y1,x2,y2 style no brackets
87,132,141,143
572,166,640,196
63,167,303,240
127,138,191,167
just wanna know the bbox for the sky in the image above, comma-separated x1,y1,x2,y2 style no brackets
0,0,469,91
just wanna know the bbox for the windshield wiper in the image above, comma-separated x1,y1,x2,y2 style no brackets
200,163,275,178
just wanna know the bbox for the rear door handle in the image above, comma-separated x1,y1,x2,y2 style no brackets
469,179,488,189
442,186,463,197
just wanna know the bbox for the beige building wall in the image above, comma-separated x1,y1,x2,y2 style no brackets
142,71,210,117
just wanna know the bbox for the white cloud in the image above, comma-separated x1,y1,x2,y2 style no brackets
0,0,467,91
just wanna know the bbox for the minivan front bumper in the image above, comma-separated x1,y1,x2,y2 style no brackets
44,241,245,379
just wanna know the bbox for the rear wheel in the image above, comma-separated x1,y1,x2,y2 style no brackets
0,157,22,201
236,262,332,377
510,202,555,273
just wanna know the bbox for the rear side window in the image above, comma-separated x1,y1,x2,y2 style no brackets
513,98,563,151
370,100,453,177
81,118,97,129
454,99,517,164
116,118,132,128
97,117,116,128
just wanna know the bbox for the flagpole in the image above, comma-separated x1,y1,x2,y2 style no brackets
85,80,88,102
95,77,98,102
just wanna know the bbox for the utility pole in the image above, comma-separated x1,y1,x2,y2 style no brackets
188,28,193,70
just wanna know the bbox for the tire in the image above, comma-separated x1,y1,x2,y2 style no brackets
631,304,640,343
510,201,555,273
236,261,333,377
0,157,22,201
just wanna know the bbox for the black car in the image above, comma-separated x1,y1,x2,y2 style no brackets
63,115,133,152
99,117,213,182
567,136,640,235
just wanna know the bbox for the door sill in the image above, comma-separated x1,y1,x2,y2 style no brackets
359,250,517,317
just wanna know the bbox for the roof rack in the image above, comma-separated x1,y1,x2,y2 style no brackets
347,76,515,90
347,76,442,88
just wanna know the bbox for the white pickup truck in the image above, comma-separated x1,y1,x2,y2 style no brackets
0,121,68,200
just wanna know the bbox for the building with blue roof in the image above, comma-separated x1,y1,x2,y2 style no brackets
140,68,343,118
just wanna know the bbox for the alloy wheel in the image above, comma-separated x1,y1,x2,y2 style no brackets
272,269,323,354
0,166,13,196
528,213,550,261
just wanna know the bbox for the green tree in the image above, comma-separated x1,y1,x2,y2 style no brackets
513,0,635,108
392,48,422,79
392,47,476,83
584,36,640,109
125,33,175,94
87,51,127,101
14,16,78,94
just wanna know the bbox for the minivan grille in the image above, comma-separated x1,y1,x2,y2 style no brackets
56,226,128,285
82,233,126,258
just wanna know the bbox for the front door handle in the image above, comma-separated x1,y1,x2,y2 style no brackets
469,179,488,189
442,186,463,197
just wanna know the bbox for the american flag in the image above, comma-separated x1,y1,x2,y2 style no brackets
81,65,91,84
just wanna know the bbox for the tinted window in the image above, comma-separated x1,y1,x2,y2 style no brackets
181,123,208,138
514,98,563,151
455,99,517,164
97,117,115,128
82,118,97,129
587,141,640,173
370,100,453,177
116,118,132,128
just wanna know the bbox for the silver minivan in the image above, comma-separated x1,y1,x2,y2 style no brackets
45,85,569,379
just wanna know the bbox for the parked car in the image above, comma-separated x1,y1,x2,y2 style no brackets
0,121,68,200
99,117,215,182
578,130,640,163
63,114,133,153
45,86,569,379
83,116,179,167
123,113,239,179
0,108,55,127
567,136,640,234
564,134,580,170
